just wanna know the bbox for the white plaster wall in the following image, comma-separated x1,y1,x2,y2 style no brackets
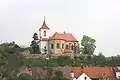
48,40,65,54
38,41,48,54
48,40,79,54
116,72,120,79
77,73,92,80
39,29,51,39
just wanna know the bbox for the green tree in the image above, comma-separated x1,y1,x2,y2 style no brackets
81,35,96,55
30,33,40,54
30,40,40,54
57,56,73,66
52,70,68,80
33,33,39,40
0,42,25,80
91,53,106,66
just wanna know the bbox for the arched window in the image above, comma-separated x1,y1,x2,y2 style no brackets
56,43,60,49
66,45,69,49
51,44,54,49
71,45,74,50
62,44,64,49
43,31,46,36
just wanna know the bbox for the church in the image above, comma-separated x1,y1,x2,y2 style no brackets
36,17,79,54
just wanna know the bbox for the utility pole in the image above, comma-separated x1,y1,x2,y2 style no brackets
46,57,49,80
73,42,76,66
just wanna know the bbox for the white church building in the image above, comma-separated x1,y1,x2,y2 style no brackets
36,17,79,54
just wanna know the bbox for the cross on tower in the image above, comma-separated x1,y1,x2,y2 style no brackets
44,16,46,21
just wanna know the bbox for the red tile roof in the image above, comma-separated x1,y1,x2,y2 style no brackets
49,32,78,42
39,21,49,30
74,67,117,80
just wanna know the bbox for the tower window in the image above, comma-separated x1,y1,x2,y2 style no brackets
71,45,74,50
51,44,54,49
56,43,60,49
43,31,46,36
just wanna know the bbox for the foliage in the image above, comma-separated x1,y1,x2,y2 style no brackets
25,58,47,67
18,74,33,80
73,45,81,54
25,54,120,67
57,56,73,66
81,35,96,55
30,40,40,54
32,33,39,40
25,56,74,67
51,70,68,80
0,42,25,80
30,33,40,54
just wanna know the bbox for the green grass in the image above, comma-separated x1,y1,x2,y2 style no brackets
25,58,60,67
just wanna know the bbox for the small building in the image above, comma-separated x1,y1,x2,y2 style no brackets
73,67,117,80
114,66,120,80
77,73,92,80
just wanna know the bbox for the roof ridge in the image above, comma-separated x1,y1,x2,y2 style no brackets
39,17,50,30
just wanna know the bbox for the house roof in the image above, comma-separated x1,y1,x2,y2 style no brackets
39,20,49,30
49,32,78,42
74,67,117,80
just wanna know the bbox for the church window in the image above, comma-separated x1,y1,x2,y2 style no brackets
69,43,71,49
66,45,69,49
71,45,74,50
43,31,46,36
62,44,64,49
51,44,54,49
56,43,60,49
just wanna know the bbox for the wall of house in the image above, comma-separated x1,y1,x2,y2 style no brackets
116,72,120,79
77,73,92,80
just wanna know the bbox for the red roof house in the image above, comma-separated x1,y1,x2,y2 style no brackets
74,67,117,80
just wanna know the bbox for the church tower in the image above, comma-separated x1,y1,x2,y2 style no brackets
39,16,50,39
39,17,50,54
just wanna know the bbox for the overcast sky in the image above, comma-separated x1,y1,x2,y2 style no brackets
0,0,120,56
